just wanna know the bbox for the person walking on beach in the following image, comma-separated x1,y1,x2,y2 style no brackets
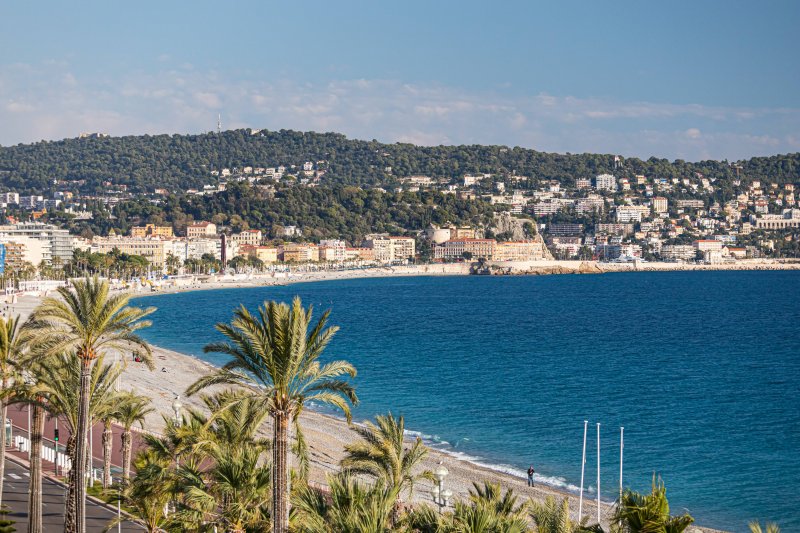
527,465,535,487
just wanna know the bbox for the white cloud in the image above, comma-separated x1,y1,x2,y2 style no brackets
0,61,798,161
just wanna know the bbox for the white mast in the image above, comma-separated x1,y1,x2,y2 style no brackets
597,423,601,524
619,426,624,501
579,420,588,519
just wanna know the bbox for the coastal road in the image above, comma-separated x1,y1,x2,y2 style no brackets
2,458,142,531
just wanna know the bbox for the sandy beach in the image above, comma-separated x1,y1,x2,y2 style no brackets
3,263,765,532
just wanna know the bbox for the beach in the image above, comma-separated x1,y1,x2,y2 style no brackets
4,264,765,532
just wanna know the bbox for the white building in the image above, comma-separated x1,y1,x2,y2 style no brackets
595,174,617,191
0,223,73,263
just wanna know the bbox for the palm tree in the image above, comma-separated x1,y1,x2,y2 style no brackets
100,402,121,489
187,297,358,533
114,391,154,483
467,481,528,524
613,476,693,533
173,442,272,532
404,482,530,533
291,473,399,533
33,352,123,532
342,412,431,503
28,277,154,533
529,496,582,533
0,315,31,508
749,521,780,533
132,391,273,532
107,449,172,533
27,402,45,533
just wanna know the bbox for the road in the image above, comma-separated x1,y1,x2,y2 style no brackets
2,459,142,532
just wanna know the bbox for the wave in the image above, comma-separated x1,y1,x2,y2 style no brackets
403,427,585,495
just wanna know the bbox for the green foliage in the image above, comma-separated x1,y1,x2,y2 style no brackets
1,129,797,196
0,506,15,533
341,412,432,502
749,520,781,533
82,181,498,245
613,475,693,533
291,473,399,533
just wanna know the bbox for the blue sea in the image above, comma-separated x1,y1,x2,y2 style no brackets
137,271,800,532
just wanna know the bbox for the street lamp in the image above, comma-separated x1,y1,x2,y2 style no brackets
432,463,452,513
172,396,183,426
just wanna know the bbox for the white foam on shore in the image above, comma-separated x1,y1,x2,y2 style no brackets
403,428,584,495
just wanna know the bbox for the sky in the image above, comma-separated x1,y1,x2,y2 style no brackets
1,0,798,161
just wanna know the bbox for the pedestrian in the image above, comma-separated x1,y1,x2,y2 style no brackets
527,465,535,487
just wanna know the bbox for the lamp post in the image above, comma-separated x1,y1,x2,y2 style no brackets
431,464,452,514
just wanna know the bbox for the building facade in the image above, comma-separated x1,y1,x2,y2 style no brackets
131,224,174,238
187,221,217,238
0,223,73,263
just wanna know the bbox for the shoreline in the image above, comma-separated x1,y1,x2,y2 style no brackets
4,266,758,532
100,258,800,302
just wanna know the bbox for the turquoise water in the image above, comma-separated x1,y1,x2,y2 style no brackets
137,272,800,532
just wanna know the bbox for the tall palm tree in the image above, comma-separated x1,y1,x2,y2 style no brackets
33,352,123,532
613,476,693,533
187,297,358,533
28,277,154,533
114,391,154,483
100,400,122,489
0,315,31,508
6,366,48,533
341,411,431,523
27,402,45,533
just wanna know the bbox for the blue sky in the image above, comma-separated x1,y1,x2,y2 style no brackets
1,1,798,160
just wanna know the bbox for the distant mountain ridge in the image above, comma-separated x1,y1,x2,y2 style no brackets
0,128,797,195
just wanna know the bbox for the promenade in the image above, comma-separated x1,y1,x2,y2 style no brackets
3,405,147,531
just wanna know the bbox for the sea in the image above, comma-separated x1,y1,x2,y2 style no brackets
137,271,800,532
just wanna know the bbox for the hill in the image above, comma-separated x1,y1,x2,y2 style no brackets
1,129,798,195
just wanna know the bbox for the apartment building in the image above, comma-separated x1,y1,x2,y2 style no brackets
365,236,416,263
280,243,319,262
92,236,168,269
494,240,547,261
230,229,263,246
0,223,73,263
594,174,617,191
434,238,495,260
131,224,173,238
186,221,217,238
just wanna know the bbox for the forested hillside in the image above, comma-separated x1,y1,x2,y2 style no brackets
1,129,798,194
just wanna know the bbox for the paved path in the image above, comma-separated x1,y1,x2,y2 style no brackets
6,405,148,479
2,458,142,532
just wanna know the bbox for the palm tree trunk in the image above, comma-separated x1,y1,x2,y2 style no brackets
74,357,92,533
121,429,132,483
102,419,113,488
64,435,77,532
0,383,7,508
27,404,45,533
272,412,289,533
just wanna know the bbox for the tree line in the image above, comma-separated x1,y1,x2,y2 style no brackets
1,129,797,195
